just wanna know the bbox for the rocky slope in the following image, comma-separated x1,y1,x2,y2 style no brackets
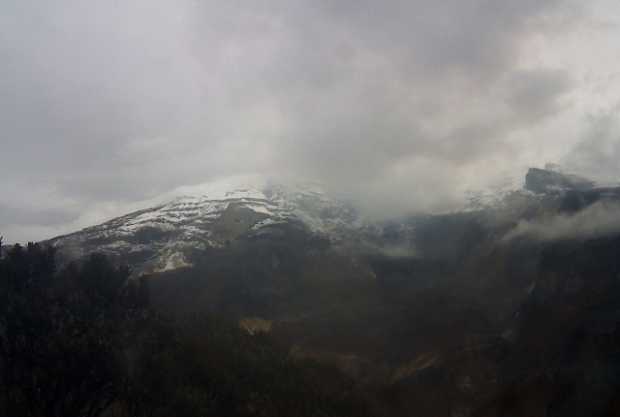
48,167,620,276
47,178,403,275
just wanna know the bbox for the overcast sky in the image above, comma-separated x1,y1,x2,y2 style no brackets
1,0,620,242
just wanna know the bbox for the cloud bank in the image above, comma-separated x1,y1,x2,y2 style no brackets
1,0,619,241
503,201,620,241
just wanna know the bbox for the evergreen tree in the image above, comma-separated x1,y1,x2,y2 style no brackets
0,243,147,417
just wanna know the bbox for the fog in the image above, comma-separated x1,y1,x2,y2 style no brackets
2,0,620,242
503,201,620,241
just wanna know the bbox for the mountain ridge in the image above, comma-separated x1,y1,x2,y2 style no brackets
32,166,620,416
47,178,372,275
46,166,620,275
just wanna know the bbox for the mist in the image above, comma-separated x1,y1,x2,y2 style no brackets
2,1,620,242
503,200,620,241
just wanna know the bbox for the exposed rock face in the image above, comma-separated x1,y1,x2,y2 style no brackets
525,167,594,194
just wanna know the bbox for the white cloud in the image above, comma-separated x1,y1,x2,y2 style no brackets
503,201,620,241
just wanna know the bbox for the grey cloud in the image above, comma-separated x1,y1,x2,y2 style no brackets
0,0,586,241
0,205,77,227
562,105,620,184
503,201,620,241
506,69,573,123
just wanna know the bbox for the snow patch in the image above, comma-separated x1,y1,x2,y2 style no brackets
155,252,192,273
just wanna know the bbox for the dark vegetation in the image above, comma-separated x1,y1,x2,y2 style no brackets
141,212,620,417
4,173,620,417
0,239,377,417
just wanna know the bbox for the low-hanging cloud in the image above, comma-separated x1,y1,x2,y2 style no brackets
0,0,616,242
562,104,620,185
503,201,620,241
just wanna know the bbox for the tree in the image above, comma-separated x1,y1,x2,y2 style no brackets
0,241,374,417
0,243,147,417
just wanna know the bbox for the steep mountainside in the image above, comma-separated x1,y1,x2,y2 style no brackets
48,179,393,275
45,167,620,416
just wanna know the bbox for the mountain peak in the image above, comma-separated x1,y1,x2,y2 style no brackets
48,177,362,275
524,167,594,194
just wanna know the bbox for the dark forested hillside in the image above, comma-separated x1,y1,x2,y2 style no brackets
0,243,378,417
5,169,620,416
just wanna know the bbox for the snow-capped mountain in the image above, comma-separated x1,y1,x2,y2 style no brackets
48,177,367,274
48,166,614,277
